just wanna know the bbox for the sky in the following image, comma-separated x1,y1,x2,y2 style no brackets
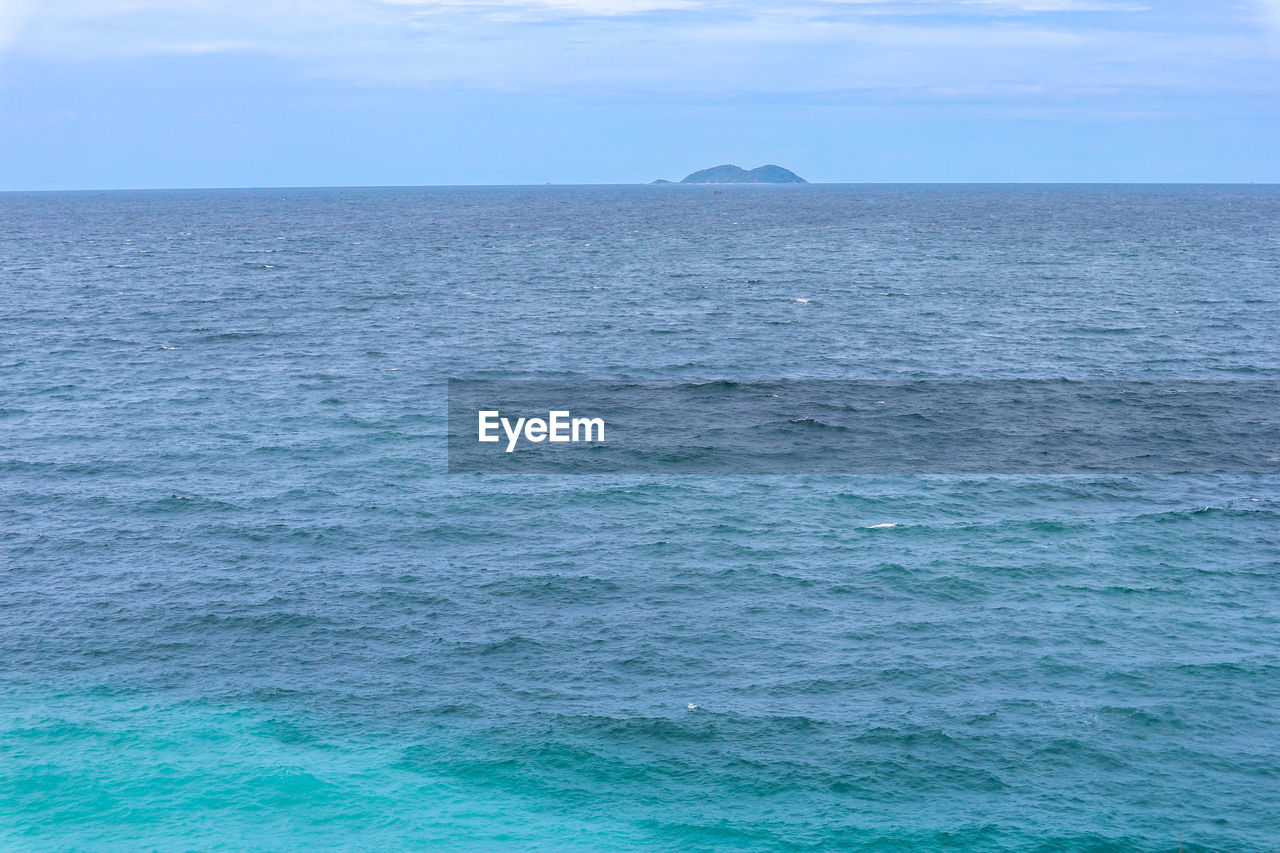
0,0,1277,187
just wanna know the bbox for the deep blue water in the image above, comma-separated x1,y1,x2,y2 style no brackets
2,185,1279,851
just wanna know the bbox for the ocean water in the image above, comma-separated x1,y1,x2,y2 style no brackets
1,185,1279,851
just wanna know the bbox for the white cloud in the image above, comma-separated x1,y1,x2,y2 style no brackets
0,0,34,52
960,1,1147,11
379,0,703,13
1257,0,1280,34
2,0,1276,102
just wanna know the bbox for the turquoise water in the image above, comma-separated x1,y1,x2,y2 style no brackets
2,186,1278,850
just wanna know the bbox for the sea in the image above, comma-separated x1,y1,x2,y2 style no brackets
1,185,1278,851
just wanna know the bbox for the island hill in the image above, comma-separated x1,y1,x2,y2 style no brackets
651,164,807,184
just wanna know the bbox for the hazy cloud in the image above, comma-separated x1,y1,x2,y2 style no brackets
0,0,33,52
2,0,1275,103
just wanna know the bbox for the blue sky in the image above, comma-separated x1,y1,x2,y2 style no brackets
0,0,1277,187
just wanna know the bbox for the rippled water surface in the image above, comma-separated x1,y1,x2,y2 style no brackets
2,185,1279,850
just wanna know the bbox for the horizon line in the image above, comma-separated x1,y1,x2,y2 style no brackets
3,181,1277,194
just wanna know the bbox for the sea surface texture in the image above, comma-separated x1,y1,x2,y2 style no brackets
2,185,1278,851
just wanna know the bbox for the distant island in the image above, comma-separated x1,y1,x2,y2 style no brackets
651,164,807,184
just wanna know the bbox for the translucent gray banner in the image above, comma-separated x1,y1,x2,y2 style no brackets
447,380,1280,474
